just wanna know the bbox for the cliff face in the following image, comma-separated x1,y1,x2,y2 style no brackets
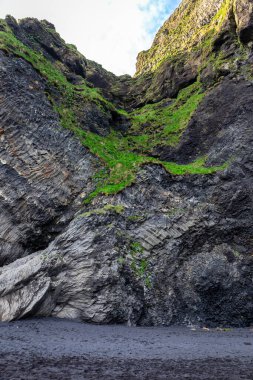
0,0,253,326
136,0,253,75
136,0,225,75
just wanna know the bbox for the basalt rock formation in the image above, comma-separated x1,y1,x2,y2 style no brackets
0,0,253,326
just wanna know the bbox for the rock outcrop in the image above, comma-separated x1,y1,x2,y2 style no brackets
0,0,253,326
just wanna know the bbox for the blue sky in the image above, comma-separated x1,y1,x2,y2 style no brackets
0,0,180,75
140,0,179,34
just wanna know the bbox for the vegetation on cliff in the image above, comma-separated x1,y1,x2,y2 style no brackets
1,0,253,327
0,16,229,203
135,0,232,75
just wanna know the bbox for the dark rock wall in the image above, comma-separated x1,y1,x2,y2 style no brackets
0,50,96,266
0,0,253,326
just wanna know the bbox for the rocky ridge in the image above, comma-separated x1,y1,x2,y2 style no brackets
0,0,253,326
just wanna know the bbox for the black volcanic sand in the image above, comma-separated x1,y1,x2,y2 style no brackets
0,318,252,379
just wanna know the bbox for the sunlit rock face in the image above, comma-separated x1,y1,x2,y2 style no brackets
136,0,224,75
0,0,253,326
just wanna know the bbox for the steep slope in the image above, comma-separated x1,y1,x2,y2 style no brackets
0,0,253,326
136,0,227,75
131,0,252,106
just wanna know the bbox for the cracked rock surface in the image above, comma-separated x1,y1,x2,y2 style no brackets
0,0,253,326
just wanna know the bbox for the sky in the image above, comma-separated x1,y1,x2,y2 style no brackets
0,0,179,76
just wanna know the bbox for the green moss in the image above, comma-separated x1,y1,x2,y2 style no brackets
117,256,125,265
79,127,227,203
163,85,204,143
0,31,70,89
77,128,227,203
128,82,204,150
67,43,78,51
166,207,185,217
116,241,151,287
162,157,228,175
0,29,125,118
81,131,146,202
136,0,233,75
128,241,151,288
79,204,125,217
130,242,144,254
127,215,146,222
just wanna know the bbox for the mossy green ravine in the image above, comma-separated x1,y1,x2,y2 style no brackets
0,24,228,204
128,82,204,150
80,130,227,203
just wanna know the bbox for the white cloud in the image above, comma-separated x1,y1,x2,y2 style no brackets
0,0,179,75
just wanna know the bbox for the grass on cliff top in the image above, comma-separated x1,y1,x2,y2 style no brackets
0,24,228,203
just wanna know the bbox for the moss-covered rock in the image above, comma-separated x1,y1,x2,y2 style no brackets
135,0,231,75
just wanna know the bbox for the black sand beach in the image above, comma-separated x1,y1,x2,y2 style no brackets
0,318,252,379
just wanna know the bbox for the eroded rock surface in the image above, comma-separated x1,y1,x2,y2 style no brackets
0,50,96,265
1,161,253,326
0,0,253,326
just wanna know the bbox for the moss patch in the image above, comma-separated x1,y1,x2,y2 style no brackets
79,130,227,203
128,82,204,150
128,242,152,288
79,204,125,218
